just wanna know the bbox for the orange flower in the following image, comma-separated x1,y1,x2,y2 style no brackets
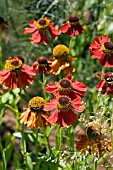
0,56,36,89
48,44,77,75
24,17,61,45
76,122,111,157
0,17,8,32
20,96,49,129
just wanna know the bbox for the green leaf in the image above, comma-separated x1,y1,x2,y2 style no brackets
26,154,33,170
4,135,12,163
14,149,21,169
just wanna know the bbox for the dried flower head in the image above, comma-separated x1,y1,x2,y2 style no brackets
20,96,49,128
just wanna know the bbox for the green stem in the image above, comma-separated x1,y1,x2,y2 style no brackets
69,37,74,53
42,127,51,155
56,125,63,151
43,73,47,101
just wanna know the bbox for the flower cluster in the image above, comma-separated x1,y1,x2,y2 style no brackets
44,73,86,127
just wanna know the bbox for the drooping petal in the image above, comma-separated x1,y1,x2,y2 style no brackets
47,109,59,125
28,20,37,27
61,22,70,33
44,99,57,111
24,27,37,34
49,26,61,40
72,97,85,112
46,83,58,92
61,109,78,127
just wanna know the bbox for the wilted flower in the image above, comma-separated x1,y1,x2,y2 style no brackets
48,44,76,75
0,56,36,89
61,15,85,36
20,96,49,128
46,73,86,99
89,35,113,67
96,72,113,95
76,122,111,157
32,56,50,74
0,17,8,32
44,94,85,127
24,17,61,45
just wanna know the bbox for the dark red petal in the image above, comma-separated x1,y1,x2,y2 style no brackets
61,109,78,127
65,73,74,80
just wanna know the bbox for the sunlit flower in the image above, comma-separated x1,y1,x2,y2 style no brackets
0,17,8,32
32,56,50,74
24,17,61,45
76,122,111,157
0,56,36,89
89,35,113,67
44,94,85,127
96,72,113,95
20,96,49,128
48,44,76,75
46,73,86,99
61,15,85,36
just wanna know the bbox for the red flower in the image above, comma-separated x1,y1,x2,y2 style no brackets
96,72,113,95
32,56,50,74
89,35,113,67
0,56,36,89
61,15,85,36
24,17,61,45
44,94,85,127
46,73,86,100
48,44,76,75
20,96,50,129
0,17,8,32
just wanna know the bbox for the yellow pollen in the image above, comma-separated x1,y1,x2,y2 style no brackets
4,59,23,71
58,79,72,92
57,96,71,111
53,44,69,59
36,18,49,31
28,96,45,111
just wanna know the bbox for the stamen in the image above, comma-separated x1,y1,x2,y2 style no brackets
59,79,71,92
104,72,113,84
104,42,113,50
57,96,71,110
28,96,45,111
69,15,79,22
53,44,69,59
37,56,47,65
38,19,46,25
11,60,19,66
